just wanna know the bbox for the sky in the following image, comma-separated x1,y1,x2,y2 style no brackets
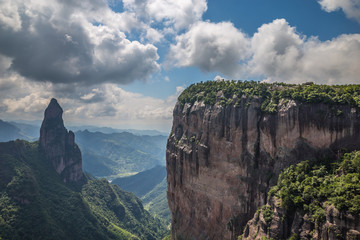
0,0,359,132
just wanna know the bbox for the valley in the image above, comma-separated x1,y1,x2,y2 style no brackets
1,81,360,240
0,99,169,240
0,116,170,226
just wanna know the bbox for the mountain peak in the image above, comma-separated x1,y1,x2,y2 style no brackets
44,98,63,120
40,98,83,182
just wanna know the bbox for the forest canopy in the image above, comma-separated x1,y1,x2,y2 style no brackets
178,80,360,113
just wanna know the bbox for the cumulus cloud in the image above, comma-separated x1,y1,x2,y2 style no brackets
299,34,360,84
249,19,304,80
122,0,207,30
0,0,159,85
66,84,181,130
318,0,360,23
249,19,360,84
168,21,250,76
169,19,360,84
0,71,180,130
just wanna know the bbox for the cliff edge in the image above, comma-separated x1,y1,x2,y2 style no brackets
40,98,83,182
166,81,360,239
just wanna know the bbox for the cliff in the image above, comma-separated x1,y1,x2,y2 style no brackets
166,81,360,239
39,98,83,182
0,99,167,239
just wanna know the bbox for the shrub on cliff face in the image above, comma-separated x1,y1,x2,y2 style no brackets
268,150,360,223
178,80,360,113
261,205,274,225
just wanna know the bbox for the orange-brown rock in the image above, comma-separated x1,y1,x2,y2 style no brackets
166,98,360,240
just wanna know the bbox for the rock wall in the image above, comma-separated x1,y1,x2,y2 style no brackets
242,198,360,240
166,98,360,240
40,98,83,182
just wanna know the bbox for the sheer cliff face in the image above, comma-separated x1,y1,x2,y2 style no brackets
40,98,83,182
166,98,360,240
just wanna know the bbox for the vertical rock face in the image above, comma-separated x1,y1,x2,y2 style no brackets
166,99,360,240
40,98,83,182
242,198,360,240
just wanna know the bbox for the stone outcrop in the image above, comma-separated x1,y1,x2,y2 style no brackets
166,97,360,240
242,198,360,240
40,98,83,182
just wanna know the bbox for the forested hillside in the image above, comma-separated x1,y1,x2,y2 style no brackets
0,140,167,240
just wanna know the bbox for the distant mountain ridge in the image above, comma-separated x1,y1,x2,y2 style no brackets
69,125,168,136
0,119,168,179
0,119,38,142
112,165,166,197
75,130,167,178
112,166,170,225
0,119,167,142
0,99,167,239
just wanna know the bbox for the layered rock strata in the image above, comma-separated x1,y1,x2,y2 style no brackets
166,98,360,239
40,98,83,182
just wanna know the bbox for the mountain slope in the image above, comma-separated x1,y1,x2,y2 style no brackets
241,151,360,239
0,140,167,240
112,166,170,224
141,178,170,225
0,120,38,142
0,98,167,240
112,166,166,197
75,130,167,178
0,120,25,142
9,121,39,140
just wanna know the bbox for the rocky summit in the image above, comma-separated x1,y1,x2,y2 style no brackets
166,81,360,240
39,98,83,182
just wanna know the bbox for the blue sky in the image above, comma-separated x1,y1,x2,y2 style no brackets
122,0,360,98
0,0,359,131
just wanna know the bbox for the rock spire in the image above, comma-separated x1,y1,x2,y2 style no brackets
40,98,83,182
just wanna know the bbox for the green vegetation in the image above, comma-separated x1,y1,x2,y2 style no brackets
261,205,273,225
288,233,300,240
0,140,167,240
112,166,171,225
112,166,166,197
142,178,171,226
269,151,360,224
162,235,171,240
82,179,167,240
178,80,360,112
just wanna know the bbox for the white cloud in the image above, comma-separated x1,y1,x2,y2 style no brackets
318,0,360,23
0,0,159,85
249,19,304,79
168,21,250,76
122,0,207,30
144,28,164,43
0,0,22,31
249,19,360,84
169,18,360,84
0,72,180,131
300,34,360,84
